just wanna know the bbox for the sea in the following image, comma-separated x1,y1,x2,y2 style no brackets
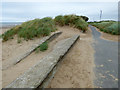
0,22,23,28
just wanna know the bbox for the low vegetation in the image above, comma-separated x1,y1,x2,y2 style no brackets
1,14,89,42
35,42,48,52
1,14,89,53
89,21,119,35
54,14,88,32
2,17,57,41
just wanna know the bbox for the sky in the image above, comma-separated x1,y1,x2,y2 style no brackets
1,0,119,22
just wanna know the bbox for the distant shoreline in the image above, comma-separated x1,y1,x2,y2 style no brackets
1,22,23,34
0,22,23,28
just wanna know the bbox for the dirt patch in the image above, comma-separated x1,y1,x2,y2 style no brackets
94,27,118,42
47,26,95,88
2,26,95,88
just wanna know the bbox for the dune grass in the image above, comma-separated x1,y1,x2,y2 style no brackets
1,15,89,54
54,14,88,32
1,14,89,42
2,17,57,42
90,21,119,35
35,41,48,52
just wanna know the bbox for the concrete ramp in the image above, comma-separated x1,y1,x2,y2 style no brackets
5,35,80,88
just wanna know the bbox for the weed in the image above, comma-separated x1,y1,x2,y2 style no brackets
39,42,48,51
90,21,119,35
35,41,48,52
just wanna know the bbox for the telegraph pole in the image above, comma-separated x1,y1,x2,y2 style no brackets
100,10,102,21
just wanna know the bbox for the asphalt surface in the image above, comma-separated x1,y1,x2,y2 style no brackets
89,25,118,88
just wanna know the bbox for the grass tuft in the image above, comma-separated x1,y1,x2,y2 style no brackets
2,17,57,42
35,42,48,52
54,14,88,32
1,14,89,42
89,21,119,35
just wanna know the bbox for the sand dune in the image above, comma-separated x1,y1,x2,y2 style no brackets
2,26,95,88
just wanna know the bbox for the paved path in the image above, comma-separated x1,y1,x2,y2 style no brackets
89,25,118,88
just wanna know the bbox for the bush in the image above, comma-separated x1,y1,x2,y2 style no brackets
54,14,88,32
2,17,57,41
112,31,116,35
2,14,89,42
36,42,48,52
74,18,88,32
2,29,17,41
80,16,89,21
54,15,65,26
40,42,48,51
100,29,104,31
90,21,119,35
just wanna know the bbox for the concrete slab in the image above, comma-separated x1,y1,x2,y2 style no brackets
3,31,62,70
5,35,80,88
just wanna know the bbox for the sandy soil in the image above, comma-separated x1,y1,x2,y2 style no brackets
2,26,95,88
2,35,48,70
2,31,64,87
47,26,95,88
1,27,11,34
94,27,119,42
2,36,60,87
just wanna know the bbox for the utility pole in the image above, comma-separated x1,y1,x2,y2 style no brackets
100,10,102,21
93,17,94,22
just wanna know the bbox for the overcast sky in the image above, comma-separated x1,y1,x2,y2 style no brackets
1,0,119,22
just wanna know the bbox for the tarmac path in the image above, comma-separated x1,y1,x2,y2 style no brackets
89,25,118,88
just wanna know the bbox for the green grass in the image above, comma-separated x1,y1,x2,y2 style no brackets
1,14,89,54
1,14,89,42
35,41,48,52
54,14,88,32
2,17,57,42
89,21,119,35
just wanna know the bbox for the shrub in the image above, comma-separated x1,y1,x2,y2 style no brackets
54,14,88,32
2,29,16,41
54,15,65,26
100,29,104,31
36,42,48,52
74,18,88,32
2,14,89,42
35,42,48,53
0,35,2,38
2,17,57,41
90,21,119,35
40,42,48,51
80,16,89,21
